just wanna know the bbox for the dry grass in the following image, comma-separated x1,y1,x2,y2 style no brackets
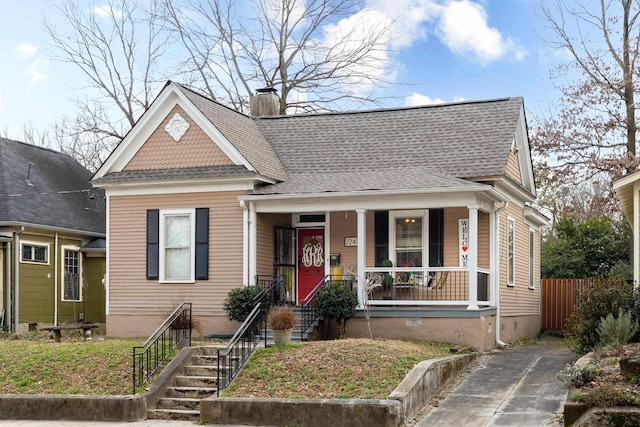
222,338,461,399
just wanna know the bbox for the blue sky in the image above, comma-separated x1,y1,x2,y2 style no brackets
0,0,561,140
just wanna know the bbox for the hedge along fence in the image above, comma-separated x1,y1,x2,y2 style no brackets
541,278,610,331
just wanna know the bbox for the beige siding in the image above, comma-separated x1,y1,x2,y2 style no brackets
256,213,291,277
499,203,540,317
505,149,522,185
108,191,244,317
124,105,235,170
442,208,490,269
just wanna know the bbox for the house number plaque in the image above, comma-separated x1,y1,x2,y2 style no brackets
344,237,357,247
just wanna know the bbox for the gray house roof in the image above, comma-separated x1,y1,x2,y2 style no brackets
0,138,105,235
252,97,524,195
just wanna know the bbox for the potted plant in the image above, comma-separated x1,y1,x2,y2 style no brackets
268,305,297,345
381,259,394,292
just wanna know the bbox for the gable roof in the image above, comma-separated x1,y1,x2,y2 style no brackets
252,97,529,196
0,138,105,236
93,81,534,200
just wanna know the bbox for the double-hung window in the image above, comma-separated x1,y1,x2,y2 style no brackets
147,208,209,283
21,242,49,264
507,217,515,286
62,247,81,301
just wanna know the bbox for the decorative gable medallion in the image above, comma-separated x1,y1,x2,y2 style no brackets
165,113,190,142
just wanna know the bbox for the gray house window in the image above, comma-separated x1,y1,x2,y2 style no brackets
63,249,80,301
21,242,49,264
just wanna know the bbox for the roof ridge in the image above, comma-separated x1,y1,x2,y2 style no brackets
255,96,523,120
173,82,252,119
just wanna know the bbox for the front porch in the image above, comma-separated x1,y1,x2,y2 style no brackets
246,193,503,312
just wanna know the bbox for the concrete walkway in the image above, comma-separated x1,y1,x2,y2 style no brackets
414,343,577,427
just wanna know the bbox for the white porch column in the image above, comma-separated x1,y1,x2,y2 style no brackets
240,201,249,287
356,208,367,308
467,205,479,310
249,201,257,287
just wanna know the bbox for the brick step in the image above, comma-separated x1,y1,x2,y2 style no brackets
175,375,218,388
165,386,218,399
147,408,200,421
155,397,200,410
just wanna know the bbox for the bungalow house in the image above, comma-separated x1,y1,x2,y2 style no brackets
91,81,546,351
0,138,106,332
613,171,640,286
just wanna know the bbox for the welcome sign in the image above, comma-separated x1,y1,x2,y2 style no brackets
459,218,469,267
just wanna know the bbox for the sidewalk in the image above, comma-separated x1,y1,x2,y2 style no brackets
414,343,576,426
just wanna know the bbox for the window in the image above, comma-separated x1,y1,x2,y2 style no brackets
395,216,423,268
21,242,49,264
507,217,515,286
62,248,81,301
147,208,209,282
529,229,535,290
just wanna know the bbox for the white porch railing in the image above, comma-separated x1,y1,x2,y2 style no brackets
363,267,491,307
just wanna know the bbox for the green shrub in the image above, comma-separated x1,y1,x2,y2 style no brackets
315,282,358,339
598,308,638,350
555,362,597,388
223,286,262,322
583,385,640,407
381,259,394,290
565,277,635,354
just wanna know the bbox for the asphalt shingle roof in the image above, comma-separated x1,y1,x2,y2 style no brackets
175,84,287,181
92,165,257,184
250,97,523,195
0,138,105,235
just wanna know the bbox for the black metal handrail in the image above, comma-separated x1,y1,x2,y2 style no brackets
254,274,285,309
132,302,192,394
216,302,267,394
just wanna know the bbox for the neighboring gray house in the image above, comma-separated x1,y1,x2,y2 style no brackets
0,138,106,331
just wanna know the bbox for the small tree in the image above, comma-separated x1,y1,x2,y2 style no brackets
315,282,358,339
223,286,262,322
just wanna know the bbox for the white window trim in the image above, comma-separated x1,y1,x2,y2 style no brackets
507,216,515,287
20,240,50,265
159,208,196,283
529,228,535,290
389,210,428,268
61,245,82,302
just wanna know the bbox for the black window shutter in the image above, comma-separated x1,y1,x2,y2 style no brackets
147,209,159,279
195,208,209,280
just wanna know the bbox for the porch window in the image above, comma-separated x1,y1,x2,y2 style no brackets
395,216,423,268
507,217,515,286
21,242,49,264
146,208,209,283
529,229,535,289
62,248,81,301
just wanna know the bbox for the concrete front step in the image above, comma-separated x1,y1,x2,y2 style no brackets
175,375,218,388
165,386,218,399
147,408,200,421
184,364,223,376
155,397,201,410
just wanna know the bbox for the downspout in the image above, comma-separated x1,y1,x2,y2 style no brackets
54,232,58,326
494,202,509,348
5,241,11,332
240,200,249,287
14,227,24,332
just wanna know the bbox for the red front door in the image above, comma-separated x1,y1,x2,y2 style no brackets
297,228,325,305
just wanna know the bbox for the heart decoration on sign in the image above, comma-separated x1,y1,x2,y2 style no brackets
462,246,468,252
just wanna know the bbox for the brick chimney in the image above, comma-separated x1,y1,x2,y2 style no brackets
250,87,280,116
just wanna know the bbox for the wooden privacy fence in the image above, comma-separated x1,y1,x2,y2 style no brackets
541,278,610,331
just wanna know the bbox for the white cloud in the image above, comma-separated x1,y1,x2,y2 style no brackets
436,0,527,65
27,57,47,83
93,5,124,18
405,92,444,106
367,0,441,49
15,43,38,58
404,92,466,106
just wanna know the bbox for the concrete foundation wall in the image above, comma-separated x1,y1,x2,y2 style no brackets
106,314,237,338
202,397,402,427
346,315,497,352
498,314,540,344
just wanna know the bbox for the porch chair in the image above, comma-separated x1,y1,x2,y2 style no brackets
392,272,416,299
434,271,449,289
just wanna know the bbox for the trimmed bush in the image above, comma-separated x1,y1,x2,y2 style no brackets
268,306,297,330
315,282,358,339
223,286,262,322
